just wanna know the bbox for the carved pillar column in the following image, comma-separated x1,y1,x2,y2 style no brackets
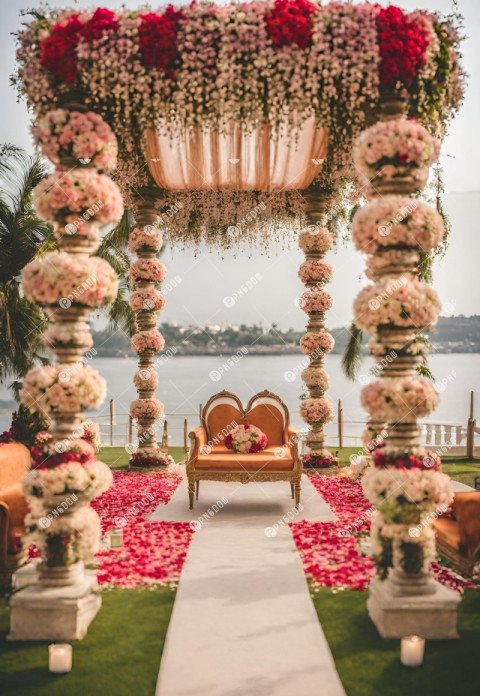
298,190,338,468
10,102,121,640
352,93,460,637
128,187,169,467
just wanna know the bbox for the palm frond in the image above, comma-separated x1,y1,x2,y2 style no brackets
105,279,136,336
342,323,364,381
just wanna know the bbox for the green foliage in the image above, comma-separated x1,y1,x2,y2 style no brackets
341,323,364,381
0,145,54,385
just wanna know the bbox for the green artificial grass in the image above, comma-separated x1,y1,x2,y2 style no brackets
98,446,186,470
312,588,480,696
0,587,176,696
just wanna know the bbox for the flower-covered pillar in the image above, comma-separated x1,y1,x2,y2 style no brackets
352,94,460,637
9,105,122,641
128,187,169,468
298,190,336,467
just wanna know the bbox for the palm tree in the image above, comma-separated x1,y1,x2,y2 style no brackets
96,210,136,336
0,145,54,385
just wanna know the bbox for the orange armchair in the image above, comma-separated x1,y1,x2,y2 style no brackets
433,491,480,577
186,390,302,509
0,443,31,593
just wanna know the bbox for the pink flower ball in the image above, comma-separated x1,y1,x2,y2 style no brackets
299,289,333,314
299,398,334,425
300,331,335,356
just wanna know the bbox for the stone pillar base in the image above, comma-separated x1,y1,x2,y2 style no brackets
8,571,101,641
367,577,461,639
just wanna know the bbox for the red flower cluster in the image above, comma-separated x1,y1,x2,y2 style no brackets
265,0,317,50
40,14,83,84
31,448,93,470
302,453,334,468
139,7,185,73
373,449,440,471
376,5,429,87
40,8,119,84
130,450,170,468
82,8,119,43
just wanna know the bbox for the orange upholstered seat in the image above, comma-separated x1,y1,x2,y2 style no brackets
434,518,461,550
0,442,31,592
433,490,480,577
186,390,301,509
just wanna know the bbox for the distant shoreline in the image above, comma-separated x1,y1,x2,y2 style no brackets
91,346,480,358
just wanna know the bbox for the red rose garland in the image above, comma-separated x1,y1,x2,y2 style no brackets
139,7,186,73
265,0,318,49
40,8,119,84
40,14,83,84
376,5,429,87
82,8,119,43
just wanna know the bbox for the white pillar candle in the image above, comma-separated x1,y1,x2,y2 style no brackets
400,636,425,667
48,643,72,673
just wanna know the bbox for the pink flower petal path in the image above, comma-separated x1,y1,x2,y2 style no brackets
290,473,475,594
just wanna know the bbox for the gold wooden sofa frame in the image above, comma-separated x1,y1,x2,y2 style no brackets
186,390,302,509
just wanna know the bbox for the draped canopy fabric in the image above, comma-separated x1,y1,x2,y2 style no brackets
145,118,329,192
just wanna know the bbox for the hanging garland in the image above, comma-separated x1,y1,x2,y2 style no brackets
12,2,465,248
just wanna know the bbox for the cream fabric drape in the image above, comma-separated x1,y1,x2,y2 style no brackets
145,117,328,192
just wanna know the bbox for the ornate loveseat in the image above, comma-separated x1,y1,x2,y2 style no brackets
186,390,302,509
0,443,31,592
433,491,480,577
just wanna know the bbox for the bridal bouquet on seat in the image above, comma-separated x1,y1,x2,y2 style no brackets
224,424,267,454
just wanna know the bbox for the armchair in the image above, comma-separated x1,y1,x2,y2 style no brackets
0,443,31,593
433,491,480,577
186,390,302,509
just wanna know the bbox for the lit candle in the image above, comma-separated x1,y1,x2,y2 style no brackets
48,643,72,673
400,636,425,667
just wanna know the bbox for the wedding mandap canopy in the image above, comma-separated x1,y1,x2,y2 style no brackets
11,0,466,641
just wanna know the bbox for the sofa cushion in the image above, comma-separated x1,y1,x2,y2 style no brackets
245,404,285,446
433,518,462,550
195,447,294,471
205,404,244,445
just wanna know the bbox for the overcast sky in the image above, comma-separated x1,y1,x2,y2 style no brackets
1,0,479,329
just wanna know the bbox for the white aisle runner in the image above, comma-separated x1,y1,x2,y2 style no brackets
154,476,346,696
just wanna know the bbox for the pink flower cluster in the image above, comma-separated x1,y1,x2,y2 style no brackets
130,259,167,283
299,289,332,314
352,195,444,253
133,369,159,391
354,276,440,332
34,169,123,227
298,259,333,284
361,377,438,421
354,119,440,189
33,109,118,170
20,364,106,416
130,398,165,421
224,424,268,454
299,397,334,425
44,323,93,349
23,251,118,308
298,227,333,254
300,331,334,356
301,366,329,391
130,288,165,313
128,227,163,253
131,330,165,355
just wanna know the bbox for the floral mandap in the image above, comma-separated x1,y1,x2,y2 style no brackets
9,0,468,640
